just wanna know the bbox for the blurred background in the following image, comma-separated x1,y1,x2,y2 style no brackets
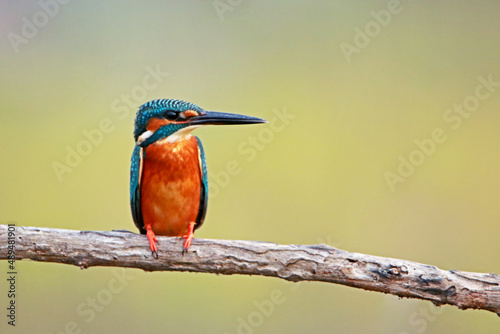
1,1,500,333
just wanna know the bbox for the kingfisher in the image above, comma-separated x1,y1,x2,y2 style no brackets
130,98,266,257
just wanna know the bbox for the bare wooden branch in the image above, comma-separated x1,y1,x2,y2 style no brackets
1,225,499,315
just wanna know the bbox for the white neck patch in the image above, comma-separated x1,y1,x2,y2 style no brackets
137,130,154,145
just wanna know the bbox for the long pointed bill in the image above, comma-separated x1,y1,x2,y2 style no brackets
188,111,267,126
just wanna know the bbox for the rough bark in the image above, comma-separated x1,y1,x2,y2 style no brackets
1,225,499,315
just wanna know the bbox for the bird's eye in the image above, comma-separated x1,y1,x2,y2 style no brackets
164,111,178,121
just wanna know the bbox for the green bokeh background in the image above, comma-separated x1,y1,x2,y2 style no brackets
1,1,500,333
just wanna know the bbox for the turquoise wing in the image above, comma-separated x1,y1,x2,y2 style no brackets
195,136,208,230
130,145,145,233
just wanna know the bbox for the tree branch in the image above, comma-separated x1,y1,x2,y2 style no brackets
1,225,499,315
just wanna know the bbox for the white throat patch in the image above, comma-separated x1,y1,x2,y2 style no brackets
137,126,200,146
165,125,200,143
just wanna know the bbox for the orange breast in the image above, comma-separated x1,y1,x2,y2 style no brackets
140,135,201,236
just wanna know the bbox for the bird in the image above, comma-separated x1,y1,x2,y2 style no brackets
130,98,266,257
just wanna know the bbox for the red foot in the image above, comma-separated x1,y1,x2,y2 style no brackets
145,225,158,258
182,222,196,255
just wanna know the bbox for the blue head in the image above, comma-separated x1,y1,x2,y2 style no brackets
133,98,267,147
133,99,204,141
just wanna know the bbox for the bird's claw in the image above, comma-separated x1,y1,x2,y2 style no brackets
146,225,158,258
181,222,196,255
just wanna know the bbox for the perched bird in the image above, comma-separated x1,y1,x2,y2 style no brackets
130,98,266,257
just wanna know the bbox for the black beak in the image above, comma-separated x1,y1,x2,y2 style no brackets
188,111,267,126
